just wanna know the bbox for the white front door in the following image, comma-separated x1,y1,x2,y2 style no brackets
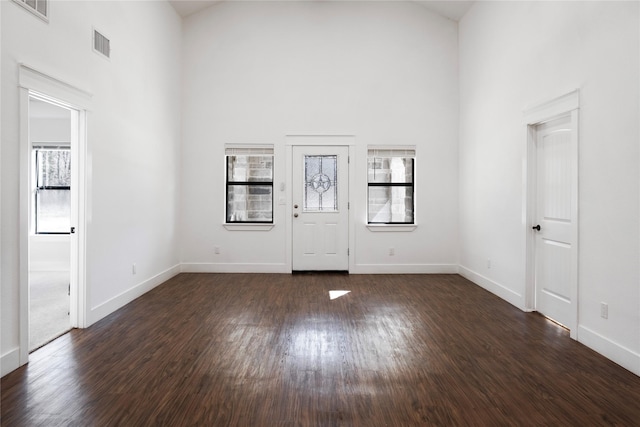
534,114,576,329
292,146,349,271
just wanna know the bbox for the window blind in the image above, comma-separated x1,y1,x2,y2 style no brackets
367,146,416,158
225,145,274,156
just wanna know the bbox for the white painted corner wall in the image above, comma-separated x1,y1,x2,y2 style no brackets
1,0,182,375
180,1,460,275
2,0,639,381
0,0,4,377
458,1,640,375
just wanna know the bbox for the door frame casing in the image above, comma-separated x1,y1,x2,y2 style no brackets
523,89,580,339
285,135,356,273
18,64,91,365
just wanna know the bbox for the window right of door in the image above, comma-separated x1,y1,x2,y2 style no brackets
367,147,415,225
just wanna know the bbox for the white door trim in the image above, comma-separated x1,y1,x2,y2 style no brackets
523,89,579,339
285,135,356,273
18,65,91,366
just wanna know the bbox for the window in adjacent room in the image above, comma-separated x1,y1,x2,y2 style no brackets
33,146,71,234
226,145,274,223
367,147,415,224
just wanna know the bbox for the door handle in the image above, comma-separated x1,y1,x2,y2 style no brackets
532,224,541,231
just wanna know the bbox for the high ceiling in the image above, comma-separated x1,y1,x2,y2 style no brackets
169,0,474,22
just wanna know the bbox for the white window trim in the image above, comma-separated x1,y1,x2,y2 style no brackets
367,145,417,228
366,224,417,232
224,144,275,228
223,224,275,231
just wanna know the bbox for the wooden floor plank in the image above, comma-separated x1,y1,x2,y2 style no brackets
3,273,640,426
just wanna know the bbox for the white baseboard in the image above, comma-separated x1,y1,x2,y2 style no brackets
578,325,640,376
180,263,459,274
459,266,640,376
350,263,459,274
88,264,181,326
458,265,525,310
8,262,638,382
180,263,290,274
1,347,21,377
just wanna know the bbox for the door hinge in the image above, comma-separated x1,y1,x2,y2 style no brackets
68,283,71,296
348,156,350,164
348,202,350,209
347,248,350,256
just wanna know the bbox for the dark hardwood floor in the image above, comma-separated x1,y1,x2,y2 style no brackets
2,273,640,426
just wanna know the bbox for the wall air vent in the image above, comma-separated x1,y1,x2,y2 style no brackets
93,29,111,59
12,0,49,21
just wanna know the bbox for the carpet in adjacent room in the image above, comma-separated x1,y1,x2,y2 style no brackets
29,271,71,351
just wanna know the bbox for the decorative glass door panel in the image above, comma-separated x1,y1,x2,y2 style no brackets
292,146,349,271
304,155,338,212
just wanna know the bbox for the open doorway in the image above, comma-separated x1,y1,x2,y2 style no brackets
28,97,73,351
18,64,89,367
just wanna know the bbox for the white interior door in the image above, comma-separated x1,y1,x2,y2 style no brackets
534,114,576,329
292,146,349,271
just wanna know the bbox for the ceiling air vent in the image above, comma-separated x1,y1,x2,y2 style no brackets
93,29,111,59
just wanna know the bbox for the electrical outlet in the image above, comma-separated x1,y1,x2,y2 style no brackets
214,246,220,255
389,247,395,256
600,302,608,319
132,263,137,275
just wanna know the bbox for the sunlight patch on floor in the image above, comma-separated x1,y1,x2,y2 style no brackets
329,290,351,300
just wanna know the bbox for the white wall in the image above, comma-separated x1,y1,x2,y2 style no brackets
1,0,182,375
30,235,70,271
0,0,4,376
4,0,635,379
459,1,640,374
30,117,71,143
180,1,459,273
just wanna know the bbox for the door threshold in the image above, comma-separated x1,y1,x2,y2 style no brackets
29,327,74,353
292,270,349,275
536,312,570,331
